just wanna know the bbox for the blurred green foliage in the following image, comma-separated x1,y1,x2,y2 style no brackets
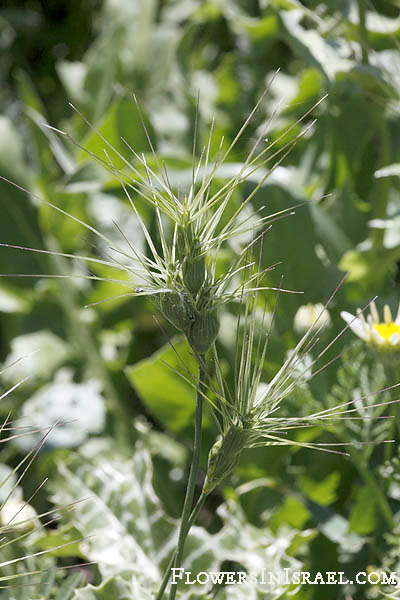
1,0,400,598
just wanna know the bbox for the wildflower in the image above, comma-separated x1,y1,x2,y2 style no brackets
341,301,400,361
294,302,331,335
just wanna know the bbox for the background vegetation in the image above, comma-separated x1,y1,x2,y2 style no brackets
1,0,400,598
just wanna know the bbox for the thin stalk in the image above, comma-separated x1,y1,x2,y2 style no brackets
167,359,206,600
357,0,392,250
357,0,369,64
371,120,391,249
384,364,400,461
156,493,206,600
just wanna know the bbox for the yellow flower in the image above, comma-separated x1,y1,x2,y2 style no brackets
341,301,400,349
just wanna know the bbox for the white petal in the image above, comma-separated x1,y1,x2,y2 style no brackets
370,301,379,324
371,328,384,345
384,304,393,324
356,308,367,325
356,308,369,335
341,310,356,324
389,333,399,346
340,311,368,340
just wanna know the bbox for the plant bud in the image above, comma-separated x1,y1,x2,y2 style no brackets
158,292,194,332
203,422,248,495
183,254,206,296
187,310,219,354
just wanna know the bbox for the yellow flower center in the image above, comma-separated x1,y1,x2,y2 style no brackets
373,322,400,342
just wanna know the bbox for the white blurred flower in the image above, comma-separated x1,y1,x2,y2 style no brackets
0,489,39,531
17,379,106,450
341,301,400,349
294,303,331,335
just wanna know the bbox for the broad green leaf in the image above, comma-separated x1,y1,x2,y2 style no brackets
126,338,198,432
339,246,400,290
298,472,340,506
0,117,30,184
35,527,85,558
79,97,155,170
272,496,311,529
38,188,91,250
349,486,377,535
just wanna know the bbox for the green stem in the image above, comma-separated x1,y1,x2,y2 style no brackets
356,0,392,251
371,120,391,249
187,492,206,532
156,493,206,600
357,0,369,64
384,365,400,461
350,449,394,528
168,358,206,600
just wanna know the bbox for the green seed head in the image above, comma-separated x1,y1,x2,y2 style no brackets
176,220,195,257
183,253,206,296
158,291,194,332
187,309,219,354
203,422,249,495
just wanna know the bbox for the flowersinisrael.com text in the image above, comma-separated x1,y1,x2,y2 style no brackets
171,568,399,586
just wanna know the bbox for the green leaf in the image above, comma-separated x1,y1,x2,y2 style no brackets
0,117,30,184
339,246,400,290
272,496,311,529
80,97,155,170
298,472,340,506
125,338,198,432
35,528,85,558
349,486,377,535
73,577,149,600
